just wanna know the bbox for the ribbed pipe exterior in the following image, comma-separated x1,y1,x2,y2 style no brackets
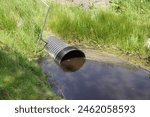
45,36,69,59
45,36,85,64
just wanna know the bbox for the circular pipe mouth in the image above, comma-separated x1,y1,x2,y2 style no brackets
60,57,85,72
61,49,85,62
55,46,85,64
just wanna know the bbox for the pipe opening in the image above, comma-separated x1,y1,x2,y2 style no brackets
55,46,85,64
59,50,85,72
61,50,85,62
60,57,85,72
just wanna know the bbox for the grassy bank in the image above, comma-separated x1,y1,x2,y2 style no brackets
0,0,150,99
0,0,59,99
46,0,150,58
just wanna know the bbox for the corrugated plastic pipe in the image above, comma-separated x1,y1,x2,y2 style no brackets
45,36,85,64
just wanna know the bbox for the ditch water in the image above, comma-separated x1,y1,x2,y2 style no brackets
39,57,150,100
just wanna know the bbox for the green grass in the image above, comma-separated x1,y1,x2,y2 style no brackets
0,45,58,99
0,0,59,99
46,1,150,57
0,0,150,99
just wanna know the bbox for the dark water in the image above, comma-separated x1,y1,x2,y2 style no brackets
39,57,150,100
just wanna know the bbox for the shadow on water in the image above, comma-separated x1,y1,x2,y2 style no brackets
39,57,150,100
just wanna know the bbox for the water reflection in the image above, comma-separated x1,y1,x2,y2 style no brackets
39,57,150,100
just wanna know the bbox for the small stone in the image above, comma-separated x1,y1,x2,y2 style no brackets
16,18,24,27
145,38,150,48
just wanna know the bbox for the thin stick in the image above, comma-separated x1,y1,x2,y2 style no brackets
35,0,50,54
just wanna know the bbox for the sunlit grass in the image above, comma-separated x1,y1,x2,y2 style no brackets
0,0,150,99
46,1,150,56
0,0,59,99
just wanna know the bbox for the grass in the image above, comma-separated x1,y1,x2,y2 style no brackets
46,0,150,57
0,45,58,99
0,0,59,99
0,0,150,99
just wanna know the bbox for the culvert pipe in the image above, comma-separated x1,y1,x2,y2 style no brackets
45,36,85,64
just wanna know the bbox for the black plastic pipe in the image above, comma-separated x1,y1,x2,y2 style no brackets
45,36,85,64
